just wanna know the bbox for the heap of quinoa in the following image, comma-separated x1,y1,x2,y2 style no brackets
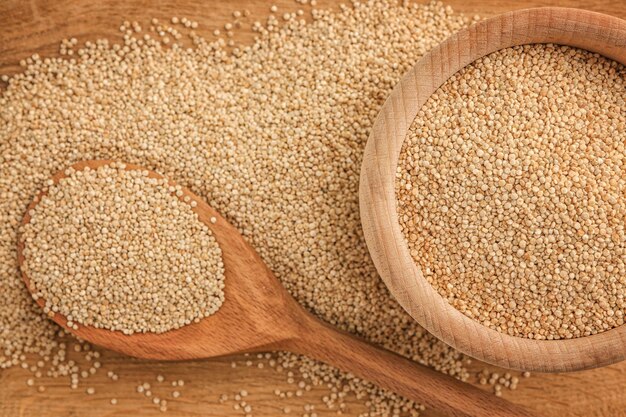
20,162,225,335
0,1,503,415
397,44,625,340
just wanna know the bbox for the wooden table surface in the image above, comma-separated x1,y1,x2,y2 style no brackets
0,1,625,417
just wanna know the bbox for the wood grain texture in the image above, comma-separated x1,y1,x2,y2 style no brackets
18,160,537,417
1,1,626,417
360,7,626,373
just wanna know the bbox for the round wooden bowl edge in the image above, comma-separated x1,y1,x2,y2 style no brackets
359,7,626,372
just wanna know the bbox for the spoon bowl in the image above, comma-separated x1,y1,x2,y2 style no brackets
18,160,298,360
18,160,538,417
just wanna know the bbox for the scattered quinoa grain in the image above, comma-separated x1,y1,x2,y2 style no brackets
0,2,506,415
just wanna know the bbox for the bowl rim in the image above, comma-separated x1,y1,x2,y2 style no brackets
359,6,626,372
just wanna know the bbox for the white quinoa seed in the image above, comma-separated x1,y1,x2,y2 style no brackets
397,44,626,340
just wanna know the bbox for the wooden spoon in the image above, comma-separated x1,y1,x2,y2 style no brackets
18,160,538,417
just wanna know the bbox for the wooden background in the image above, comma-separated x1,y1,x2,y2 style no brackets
0,1,625,416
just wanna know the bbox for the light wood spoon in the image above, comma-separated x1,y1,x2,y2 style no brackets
18,160,538,417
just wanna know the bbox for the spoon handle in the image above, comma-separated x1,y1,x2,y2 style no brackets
285,314,539,417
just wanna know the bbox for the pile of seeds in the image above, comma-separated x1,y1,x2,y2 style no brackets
0,1,501,415
20,162,225,334
397,44,626,340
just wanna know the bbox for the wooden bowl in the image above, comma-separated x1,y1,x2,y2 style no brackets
359,7,626,373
